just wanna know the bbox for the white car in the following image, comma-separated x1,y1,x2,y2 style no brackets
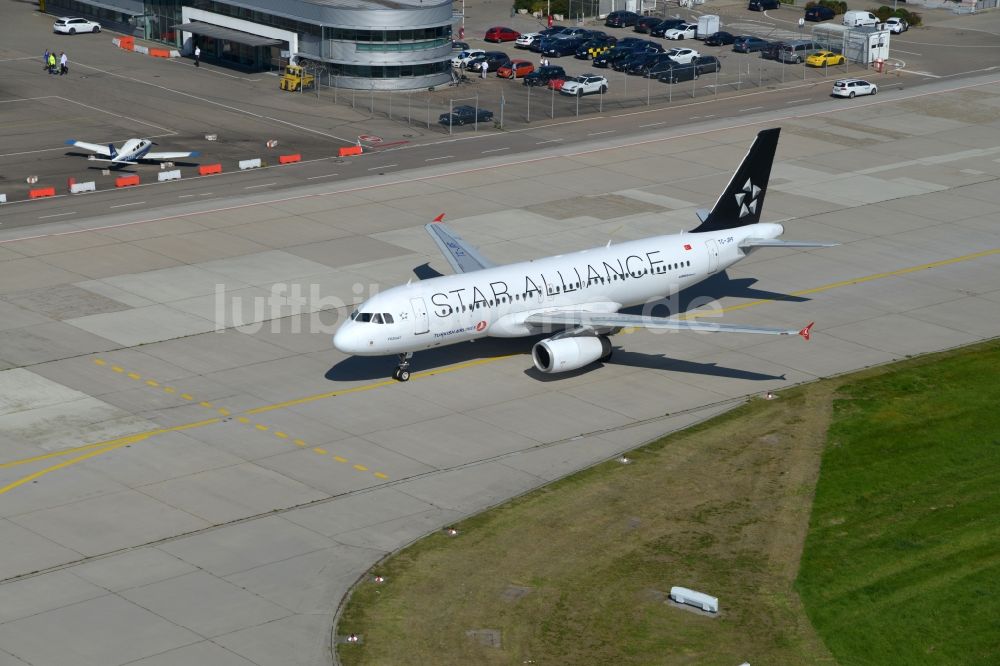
666,48,700,64
451,49,486,68
885,17,908,33
515,32,542,48
53,17,101,34
560,74,609,96
832,78,877,98
664,24,697,40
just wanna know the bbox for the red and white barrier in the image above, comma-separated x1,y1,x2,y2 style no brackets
70,181,96,194
239,158,262,170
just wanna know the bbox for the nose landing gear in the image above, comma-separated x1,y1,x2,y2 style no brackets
392,352,413,382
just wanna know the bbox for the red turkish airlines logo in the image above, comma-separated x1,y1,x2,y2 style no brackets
475,320,487,332
683,244,692,251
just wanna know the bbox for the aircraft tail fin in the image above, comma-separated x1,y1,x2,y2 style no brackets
108,143,117,159
691,128,780,233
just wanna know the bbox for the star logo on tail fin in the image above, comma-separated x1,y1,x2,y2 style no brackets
735,179,761,218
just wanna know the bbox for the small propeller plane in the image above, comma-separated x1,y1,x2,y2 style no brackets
64,138,200,166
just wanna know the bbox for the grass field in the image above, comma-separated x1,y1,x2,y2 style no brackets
796,341,1000,665
337,341,999,666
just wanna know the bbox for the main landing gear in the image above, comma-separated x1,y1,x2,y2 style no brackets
392,352,413,382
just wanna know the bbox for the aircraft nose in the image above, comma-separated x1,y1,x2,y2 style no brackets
332,323,358,354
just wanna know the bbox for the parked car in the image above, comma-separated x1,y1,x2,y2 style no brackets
439,105,493,126
832,78,877,97
733,35,769,53
497,59,534,78
650,19,687,38
658,63,699,83
748,0,780,10
451,40,470,51
466,52,511,72
548,77,568,91
666,47,700,64
523,65,567,86
485,26,520,43
451,49,485,67
693,55,721,74
634,16,665,34
644,56,681,78
760,42,785,60
664,23,698,40
885,17,909,33
806,49,845,67
594,46,631,68
576,37,616,60
544,37,587,58
627,52,670,75
704,31,736,46
515,33,542,49
776,40,816,63
804,5,835,21
843,10,878,26
53,17,101,34
605,10,640,28
561,74,609,95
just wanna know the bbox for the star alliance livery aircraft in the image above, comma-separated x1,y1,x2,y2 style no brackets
65,138,200,166
333,128,836,381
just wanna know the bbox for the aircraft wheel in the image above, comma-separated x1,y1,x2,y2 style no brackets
397,370,411,382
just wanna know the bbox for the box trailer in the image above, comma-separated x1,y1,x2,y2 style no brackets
697,15,720,40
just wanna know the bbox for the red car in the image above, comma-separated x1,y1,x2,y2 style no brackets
547,76,567,91
485,26,520,43
497,59,534,79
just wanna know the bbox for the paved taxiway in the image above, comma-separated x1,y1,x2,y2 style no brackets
2,39,1000,666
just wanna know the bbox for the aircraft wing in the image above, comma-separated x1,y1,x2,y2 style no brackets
146,150,200,160
739,238,839,249
65,140,112,157
524,310,814,339
424,214,496,274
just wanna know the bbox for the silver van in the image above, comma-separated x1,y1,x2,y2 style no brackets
777,40,815,64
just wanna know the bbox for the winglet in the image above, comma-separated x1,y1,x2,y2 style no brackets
65,139,76,146
799,322,814,341
432,213,445,223
189,151,201,158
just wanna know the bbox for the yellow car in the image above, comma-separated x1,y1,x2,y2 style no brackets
805,50,845,67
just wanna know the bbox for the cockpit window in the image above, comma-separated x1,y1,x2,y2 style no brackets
354,312,374,323
383,313,394,324
373,313,383,324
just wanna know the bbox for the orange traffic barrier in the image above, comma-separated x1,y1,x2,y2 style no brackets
278,153,302,164
29,187,56,199
198,163,223,176
119,36,135,50
68,177,76,189
115,175,140,188
338,146,363,157
149,48,171,58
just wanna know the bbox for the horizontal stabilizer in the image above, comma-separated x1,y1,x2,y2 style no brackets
739,238,840,249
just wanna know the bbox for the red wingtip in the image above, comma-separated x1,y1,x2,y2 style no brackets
432,213,445,223
799,322,815,341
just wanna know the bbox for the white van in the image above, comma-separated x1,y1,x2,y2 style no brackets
843,10,878,27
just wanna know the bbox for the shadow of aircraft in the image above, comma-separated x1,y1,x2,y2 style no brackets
621,270,808,318
412,262,444,280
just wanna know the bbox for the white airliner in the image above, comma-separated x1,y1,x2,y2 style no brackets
64,138,200,166
333,128,835,381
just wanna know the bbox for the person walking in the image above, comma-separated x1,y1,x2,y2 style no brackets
480,60,487,78
47,51,57,75
59,52,68,76
194,44,200,67
43,49,50,73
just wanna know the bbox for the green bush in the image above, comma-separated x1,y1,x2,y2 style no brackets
869,6,923,26
806,0,848,15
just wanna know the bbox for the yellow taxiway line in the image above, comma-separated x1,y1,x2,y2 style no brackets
1,248,997,496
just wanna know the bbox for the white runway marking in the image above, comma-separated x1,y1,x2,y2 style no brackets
245,183,276,189
38,212,76,219
740,106,764,112
425,155,454,161
588,130,616,136
109,202,145,209
307,173,339,179
536,139,563,144
198,193,214,196
640,122,667,128
481,147,510,153
178,194,194,198
787,98,811,103
368,165,398,170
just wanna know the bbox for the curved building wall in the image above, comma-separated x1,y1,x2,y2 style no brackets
213,0,455,89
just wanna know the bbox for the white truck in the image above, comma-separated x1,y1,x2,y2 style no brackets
697,15,720,40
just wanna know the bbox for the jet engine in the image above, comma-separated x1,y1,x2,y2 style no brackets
532,335,612,373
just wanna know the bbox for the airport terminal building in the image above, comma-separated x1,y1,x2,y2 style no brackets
46,0,455,90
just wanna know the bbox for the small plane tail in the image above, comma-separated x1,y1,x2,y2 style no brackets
691,128,780,234
108,143,118,159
